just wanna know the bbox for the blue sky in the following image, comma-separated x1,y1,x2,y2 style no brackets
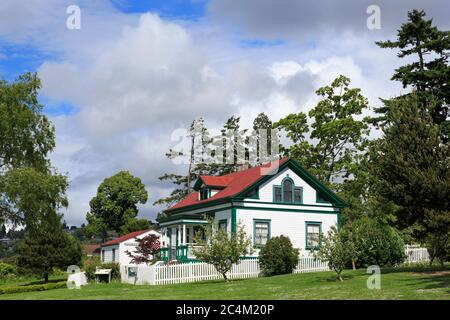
1,0,448,226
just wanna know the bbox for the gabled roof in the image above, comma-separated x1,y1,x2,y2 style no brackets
195,175,234,189
100,229,151,247
163,157,347,215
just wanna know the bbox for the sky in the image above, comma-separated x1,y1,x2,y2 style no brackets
0,0,449,226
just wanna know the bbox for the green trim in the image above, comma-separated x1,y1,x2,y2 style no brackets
231,207,236,234
337,208,341,228
236,200,334,208
245,186,259,199
157,213,209,224
294,187,303,204
200,187,209,200
167,228,172,260
305,221,322,250
272,176,303,205
235,158,347,207
165,158,347,215
272,185,281,203
253,219,271,248
218,219,227,230
238,206,338,215
316,192,330,203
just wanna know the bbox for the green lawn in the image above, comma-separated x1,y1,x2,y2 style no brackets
1,265,449,300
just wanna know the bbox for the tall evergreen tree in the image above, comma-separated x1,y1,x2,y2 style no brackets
251,112,273,165
17,211,83,282
371,94,450,265
372,10,450,139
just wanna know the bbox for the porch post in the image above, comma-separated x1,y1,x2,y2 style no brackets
182,224,187,245
177,226,181,246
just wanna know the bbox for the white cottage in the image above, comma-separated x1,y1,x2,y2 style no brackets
100,229,160,265
157,158,346,262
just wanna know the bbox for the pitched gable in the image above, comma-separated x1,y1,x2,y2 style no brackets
164,157,346,213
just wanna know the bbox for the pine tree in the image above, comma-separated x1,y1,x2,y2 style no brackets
371,94,450,264
372,10,450,139
17,212,83,282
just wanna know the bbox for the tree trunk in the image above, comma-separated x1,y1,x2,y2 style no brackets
44,273,49,283
352,259,356,270
222,272,229,282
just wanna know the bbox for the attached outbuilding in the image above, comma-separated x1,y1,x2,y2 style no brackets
100,229,160,265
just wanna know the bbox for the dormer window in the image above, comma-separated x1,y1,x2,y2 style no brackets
273,176,303,204
200,188,210,200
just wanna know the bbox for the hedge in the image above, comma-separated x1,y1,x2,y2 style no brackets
0,281,67,295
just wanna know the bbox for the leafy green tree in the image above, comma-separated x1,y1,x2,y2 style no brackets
0,167,68,228
342,217,406,268
313,226,350,281
274,75,369,186
193,219,253,281
86,171,148,235
258,235,299,276
0,73,55,173
0,73,60,226
17,212,83,282
274,75,370,222
373,10,450,139
371,94,450,265
120,218,151,235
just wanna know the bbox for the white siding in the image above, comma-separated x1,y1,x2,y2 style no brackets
101,245,119,263
236,208,337,256
101,230,160,265
215,208,231,232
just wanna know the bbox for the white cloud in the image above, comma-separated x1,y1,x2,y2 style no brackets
0,1,423,225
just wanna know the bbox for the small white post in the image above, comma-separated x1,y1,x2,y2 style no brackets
182,224,187,245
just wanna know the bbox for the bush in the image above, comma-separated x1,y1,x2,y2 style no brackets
0,262,17,280
82,256,101,281
258,236,299,276
82,256,120,281
344,217,406,268
0,281,67,295
101,262,120,280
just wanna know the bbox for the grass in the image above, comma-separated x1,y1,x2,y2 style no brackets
0,264,448,300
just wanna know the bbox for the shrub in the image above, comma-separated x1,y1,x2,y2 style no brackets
313,226,349,281
101,262,120,280
259,236,299,276
82,256,101,281
82,256,120,281
0,262,17,280
344,217,406,267
0,281,67,295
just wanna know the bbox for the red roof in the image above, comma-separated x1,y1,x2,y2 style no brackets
167,158,288,212
101,229,151,247
84,244,100,255
199,175,234,188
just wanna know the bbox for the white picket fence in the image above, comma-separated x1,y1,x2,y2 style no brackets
121,256,329,285
121,246,429,286
404,245,429,264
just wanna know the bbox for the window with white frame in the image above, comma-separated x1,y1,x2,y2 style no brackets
254,220,270,247
306,222,321,249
